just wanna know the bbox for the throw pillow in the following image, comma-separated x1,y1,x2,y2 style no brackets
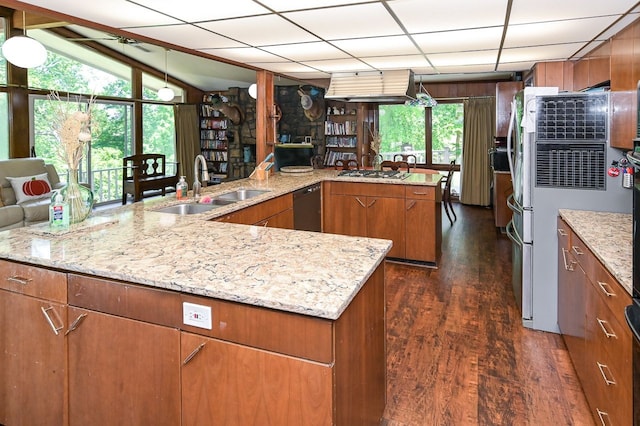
7,173,53,204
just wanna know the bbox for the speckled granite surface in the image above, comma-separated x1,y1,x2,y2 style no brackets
0,170,442,320
559,209,632,295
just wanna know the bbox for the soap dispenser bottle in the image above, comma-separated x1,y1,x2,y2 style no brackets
176,176,188,200
49,191,69,228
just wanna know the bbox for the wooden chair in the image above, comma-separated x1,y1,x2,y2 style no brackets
334,159,359,170
380,160,410,172
441,160,457,225
393,154,417,169
122,154,179,204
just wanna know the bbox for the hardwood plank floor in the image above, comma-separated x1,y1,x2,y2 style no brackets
382,204,593,426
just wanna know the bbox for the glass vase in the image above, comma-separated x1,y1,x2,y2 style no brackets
60,169,94,224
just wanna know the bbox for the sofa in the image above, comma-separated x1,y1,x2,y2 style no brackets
0,158,63,231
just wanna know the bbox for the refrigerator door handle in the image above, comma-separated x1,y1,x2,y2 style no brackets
506,193,522,214
506,98,517,183
505,219,522,247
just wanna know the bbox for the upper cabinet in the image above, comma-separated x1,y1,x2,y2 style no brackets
495,81,523,139
531,61,573,91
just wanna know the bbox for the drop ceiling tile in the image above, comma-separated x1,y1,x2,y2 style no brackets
198,15,319,46
199,47,284,63
259,0,373,12
503,16,621,48
431,64,499,74
299,58,378,73
246,61,325,74
360,54,431,70
500,43,586,63
389,0,507,33
132,0,271,22
495,60,538,73
428,50,499,68
509,0,638,24
413,27,503,54
283,3,403,40
332,35,420,57
129,24,245,49
21,0,181,27
261,42,351,61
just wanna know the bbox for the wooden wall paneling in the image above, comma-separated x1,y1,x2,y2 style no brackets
634,20,640,87
255,70,275,165
611,30,635,90
588,56,611,87
573,60,589,91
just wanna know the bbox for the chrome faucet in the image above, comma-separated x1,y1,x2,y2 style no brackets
193,155,210,199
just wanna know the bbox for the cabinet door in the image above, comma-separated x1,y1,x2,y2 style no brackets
181,332,333,426
256,207,294,229
66,307,181,426
405,198,437,262
324,194,367,237
0,290,67,425
367,196,405,258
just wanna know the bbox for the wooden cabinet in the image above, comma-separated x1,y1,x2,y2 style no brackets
214,193,293,229
325,182,406,258
573,56,611,91
405,185,441,262
0,260,68,426
532,61,573,91
609,90,637,150
66,274,181,425
495,81,523,138
493,171,513,228
557,217,632,425
200,96,231,180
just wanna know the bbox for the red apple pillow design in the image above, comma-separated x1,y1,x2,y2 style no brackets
7,173,53,204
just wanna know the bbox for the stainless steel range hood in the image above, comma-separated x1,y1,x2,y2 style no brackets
325,69,416,103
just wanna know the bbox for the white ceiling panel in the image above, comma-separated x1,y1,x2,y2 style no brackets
503,16,624,48
299,57,378,73
132,0,271,22
428,50,500,68
283,3,403,40
332,35,420,57
389,0,508,33
259,0,373,11
198,14,319,46
246,61,327,74
199,47,285,63
360,54,431,70
500,43,587,63
413,27,504,54
509,0,638,24
128,24,245,50
261,42,351,61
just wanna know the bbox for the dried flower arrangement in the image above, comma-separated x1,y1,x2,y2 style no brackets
48,91,96,171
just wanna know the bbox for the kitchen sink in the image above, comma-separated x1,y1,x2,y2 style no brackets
154,200,234,215
214,188,270,202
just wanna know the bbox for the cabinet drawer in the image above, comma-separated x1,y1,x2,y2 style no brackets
591,258,631,323
569,233,594,277
331,181,405,198
405,185,435,200
181,294,333,363
557,217,571,250
68,274,182,328
0,259,67,303
215,193,293,225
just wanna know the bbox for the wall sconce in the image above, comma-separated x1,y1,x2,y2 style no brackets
2,10,47,69
157,48,175,102
248,83,257,99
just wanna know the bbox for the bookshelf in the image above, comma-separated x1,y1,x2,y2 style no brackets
323,101,359,167
200,102,230,180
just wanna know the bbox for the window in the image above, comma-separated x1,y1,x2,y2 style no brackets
142,103,177,175
378,101,463,168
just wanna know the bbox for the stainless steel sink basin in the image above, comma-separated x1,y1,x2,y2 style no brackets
154,200,234,215
214,188,270,202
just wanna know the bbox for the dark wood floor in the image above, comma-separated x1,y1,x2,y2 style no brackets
381,204,594,426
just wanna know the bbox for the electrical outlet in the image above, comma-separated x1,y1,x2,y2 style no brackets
183,302,212,330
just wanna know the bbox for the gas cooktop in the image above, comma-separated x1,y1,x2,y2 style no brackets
337,170,410,179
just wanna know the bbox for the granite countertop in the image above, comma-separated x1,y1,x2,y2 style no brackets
0,169,442,320
559,209,632,295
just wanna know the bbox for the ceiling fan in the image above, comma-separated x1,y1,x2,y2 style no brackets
65,34,152,53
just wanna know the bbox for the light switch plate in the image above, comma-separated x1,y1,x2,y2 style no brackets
183,302,212,329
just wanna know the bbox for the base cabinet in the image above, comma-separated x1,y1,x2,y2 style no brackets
557,217,632,425
0,260,68,426
215,193,293,229
181,332,333,425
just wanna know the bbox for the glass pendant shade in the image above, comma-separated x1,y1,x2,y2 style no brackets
248,83,257,99
2,35,47,68
158,86,175,101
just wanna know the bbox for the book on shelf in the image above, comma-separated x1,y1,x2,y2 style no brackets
200,130,228,140
200,119,227,130
200,104,224,118
323,149,357,166
324,120,357,135
326,136,357,148
201,140,227,150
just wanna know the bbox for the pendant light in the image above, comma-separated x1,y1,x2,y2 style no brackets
248,83,257,99
2,10,47,69
157,48,175,102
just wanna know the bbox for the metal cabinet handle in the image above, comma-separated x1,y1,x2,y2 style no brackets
406,200,416,211
183,342,206,365
596,409,611,426
65,313,88,336
596,318,617,339
597,281,616,297
561,248,576,271
557,228,568,237
597,362,616,385
412,191,428,196
355,197,365,208
41,306,64,336
571,245,584,256
7,276,32,285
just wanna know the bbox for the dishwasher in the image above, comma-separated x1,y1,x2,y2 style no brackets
293,183,321,232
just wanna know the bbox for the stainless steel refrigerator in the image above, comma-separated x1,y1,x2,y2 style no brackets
506,88,632,332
